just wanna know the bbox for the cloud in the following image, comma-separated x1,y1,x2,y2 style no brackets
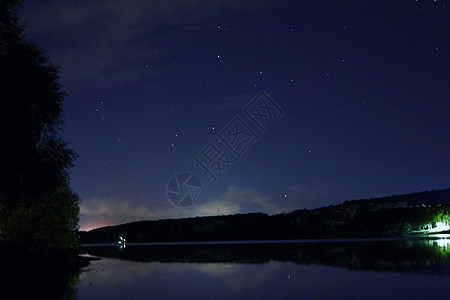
79,184,281,231
19,0,275,90
211,185,281,214
79,198,157,230
80,199,157,219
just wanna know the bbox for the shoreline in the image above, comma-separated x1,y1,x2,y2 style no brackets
80,234,450,247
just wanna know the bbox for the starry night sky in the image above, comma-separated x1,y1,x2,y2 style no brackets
19,1,450,231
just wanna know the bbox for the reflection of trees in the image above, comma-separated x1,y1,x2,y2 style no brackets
82,239,450,276
0,254,81,299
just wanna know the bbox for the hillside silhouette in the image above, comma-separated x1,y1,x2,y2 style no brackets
80,188,450,243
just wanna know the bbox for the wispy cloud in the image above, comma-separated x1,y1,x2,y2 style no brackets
79,184,281,231
213,185,282,214
20,0,273,89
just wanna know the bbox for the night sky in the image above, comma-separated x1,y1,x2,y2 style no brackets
19,1,450,231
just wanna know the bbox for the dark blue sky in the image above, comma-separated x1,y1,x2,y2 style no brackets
20,0,450,230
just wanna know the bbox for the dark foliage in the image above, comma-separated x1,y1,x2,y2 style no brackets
0,0,80,255
0,247,88,300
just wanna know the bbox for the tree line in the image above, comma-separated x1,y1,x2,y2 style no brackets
80,188,450,243
0,0,80,257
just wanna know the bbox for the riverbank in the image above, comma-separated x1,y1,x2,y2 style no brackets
0,246,99,299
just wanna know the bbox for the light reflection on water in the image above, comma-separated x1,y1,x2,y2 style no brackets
426,234,450,252
78,238,450,299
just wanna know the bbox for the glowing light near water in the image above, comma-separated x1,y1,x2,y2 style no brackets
423,222,450,233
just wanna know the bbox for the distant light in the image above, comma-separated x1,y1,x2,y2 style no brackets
427,222,450,232
424,222,450,233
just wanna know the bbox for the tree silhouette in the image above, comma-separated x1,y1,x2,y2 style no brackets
0,0,80,255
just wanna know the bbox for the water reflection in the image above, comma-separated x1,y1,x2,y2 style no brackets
426,234,450,252
78,238,450,299
81,238,450,275
0,255,81,300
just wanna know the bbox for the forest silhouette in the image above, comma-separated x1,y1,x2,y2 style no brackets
81,188,450,243
0,0,80,257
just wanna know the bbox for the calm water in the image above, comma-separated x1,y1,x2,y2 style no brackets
75,237,450,299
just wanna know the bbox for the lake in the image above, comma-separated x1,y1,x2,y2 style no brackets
75,236,450,299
